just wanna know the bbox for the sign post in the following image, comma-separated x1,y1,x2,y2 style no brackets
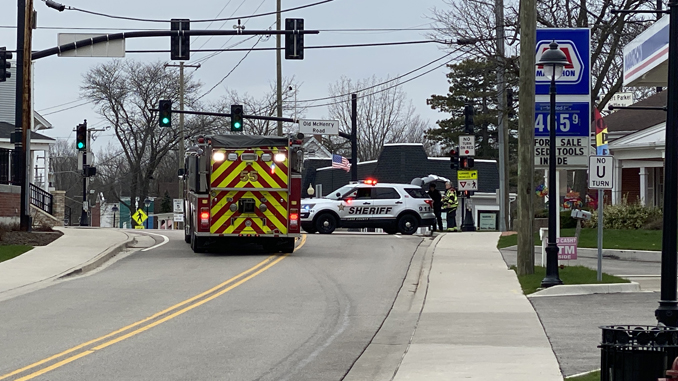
589,155,614,281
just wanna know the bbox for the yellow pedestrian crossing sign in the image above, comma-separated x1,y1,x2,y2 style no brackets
132,209,148,226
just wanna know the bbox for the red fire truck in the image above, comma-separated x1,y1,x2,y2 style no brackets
182,135,303,253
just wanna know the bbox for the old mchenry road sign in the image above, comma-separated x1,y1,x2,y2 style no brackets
299,119,339,135
588,156,614,189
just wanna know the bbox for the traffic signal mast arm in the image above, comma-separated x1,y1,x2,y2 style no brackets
32,29,319,60
150,108,297,123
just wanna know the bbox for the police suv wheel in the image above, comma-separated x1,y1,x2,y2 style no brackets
397,214,419,235
315,213,337,234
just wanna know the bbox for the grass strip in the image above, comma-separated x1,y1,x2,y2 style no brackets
497,228,662,251
511,265,629,295
565,370,599,381
0,245,33,263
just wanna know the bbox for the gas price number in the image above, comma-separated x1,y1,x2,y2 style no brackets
534,102,589,137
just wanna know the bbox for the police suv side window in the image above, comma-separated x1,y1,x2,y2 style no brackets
372,188,400,200
405,188,429,198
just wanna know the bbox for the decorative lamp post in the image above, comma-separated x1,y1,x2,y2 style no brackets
144,198,151,229
536,41,569,288
111,204,119,228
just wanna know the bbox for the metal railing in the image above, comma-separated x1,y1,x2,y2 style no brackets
30,183,53,215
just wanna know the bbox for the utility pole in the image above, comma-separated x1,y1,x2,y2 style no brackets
351,94,358,182
15,0,33,231
164,62,200,197
495,0,509,231
80,120,88,226
516,0,536,275
276,0,283,136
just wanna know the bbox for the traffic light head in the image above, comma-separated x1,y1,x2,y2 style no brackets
231,105,244,132
460,157,475,169
285,18,304,60
464,103,474,134
159,100,172,127
76,124,87,151
449,147,459,170
0,47,12,83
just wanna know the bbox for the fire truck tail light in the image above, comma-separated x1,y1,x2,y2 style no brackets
290,213,299,221
200,208,210,227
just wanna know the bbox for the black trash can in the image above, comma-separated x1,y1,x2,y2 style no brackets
600,325,678,381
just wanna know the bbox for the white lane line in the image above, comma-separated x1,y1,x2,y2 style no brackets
395,235,402,238
139,232,170,252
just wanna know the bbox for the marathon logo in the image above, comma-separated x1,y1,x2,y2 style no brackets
535,41,583,84
348,206,393,215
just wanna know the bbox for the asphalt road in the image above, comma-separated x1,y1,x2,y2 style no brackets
530,292,659,377
0,231,424,381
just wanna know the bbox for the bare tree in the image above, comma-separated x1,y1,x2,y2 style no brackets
49,139,83,225
324,76,432,161
81,60,212,221
429,0,656,108
213,78,305,136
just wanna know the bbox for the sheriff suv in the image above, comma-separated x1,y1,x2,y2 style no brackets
300,180,435,235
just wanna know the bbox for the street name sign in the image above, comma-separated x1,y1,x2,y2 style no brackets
588,156,614,189
299,119,339,135
457,170,478,180
459,135,475,156
58,33,125,57
457,179,478,191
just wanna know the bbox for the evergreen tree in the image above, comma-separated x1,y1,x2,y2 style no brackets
161,191,172,213
427,58,518,160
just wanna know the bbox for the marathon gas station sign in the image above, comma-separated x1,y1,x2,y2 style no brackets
623,15,669,87
534,28,591,169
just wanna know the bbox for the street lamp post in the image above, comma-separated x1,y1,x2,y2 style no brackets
537,41,569,289
111,204,119,228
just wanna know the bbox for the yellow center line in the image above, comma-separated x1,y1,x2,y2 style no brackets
2,235,307,381
0,255,278,380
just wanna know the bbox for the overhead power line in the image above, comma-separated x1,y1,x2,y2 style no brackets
42,0,335,23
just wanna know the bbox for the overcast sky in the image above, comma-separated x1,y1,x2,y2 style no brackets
0,0,454,149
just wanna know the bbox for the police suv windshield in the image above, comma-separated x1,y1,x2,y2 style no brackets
325,185,355,200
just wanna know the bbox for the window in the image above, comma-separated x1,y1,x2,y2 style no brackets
355,188,372,199
405,188,429,198
372,187,400,200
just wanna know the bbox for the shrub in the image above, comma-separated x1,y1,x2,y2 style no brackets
560,210,578,228
587,198,662,230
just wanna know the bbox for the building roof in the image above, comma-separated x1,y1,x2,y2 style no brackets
0,122,55,142
603,91,666,133
305,143,499,197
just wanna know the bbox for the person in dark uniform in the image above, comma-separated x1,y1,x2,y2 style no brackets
427,183,444,232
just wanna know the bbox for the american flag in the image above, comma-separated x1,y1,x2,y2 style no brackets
332,154,351,172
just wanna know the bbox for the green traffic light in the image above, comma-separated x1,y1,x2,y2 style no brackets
234,122,241,129
162,117,170,125
77,142,84,149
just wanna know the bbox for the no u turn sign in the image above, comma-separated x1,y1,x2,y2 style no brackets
588,156,614,189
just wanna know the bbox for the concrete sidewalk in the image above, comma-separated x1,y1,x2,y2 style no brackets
0,227,138,299
390,232,563,380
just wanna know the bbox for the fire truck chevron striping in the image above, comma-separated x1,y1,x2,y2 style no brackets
183,135,303,253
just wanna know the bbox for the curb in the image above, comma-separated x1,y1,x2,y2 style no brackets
57,233,138,279
343,234,440,381
528,282,641,298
